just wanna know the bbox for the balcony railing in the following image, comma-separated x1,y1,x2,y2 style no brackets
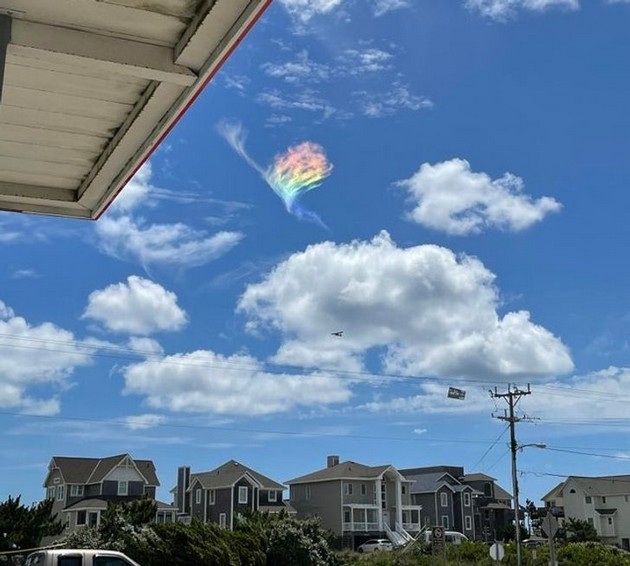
343,521,380,532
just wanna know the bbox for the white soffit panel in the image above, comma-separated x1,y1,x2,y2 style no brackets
0,0,271,219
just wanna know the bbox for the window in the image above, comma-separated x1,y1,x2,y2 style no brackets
588,517,594,525
195,488,202,505
57,485,65,501
602,496,607,504
268,490,277,502
54,477,61,484
305,485,311,500
117,481,128,496
569,488,576,494
608,517,613,526
441,515,449,529
94,557,134,566
209,490,216,505
344,509,351,523
77,510,87,525
219,513,227,528
344,483,353,496
585,496,592,504
47,487,55,499
70,485,84,497
361,484,367,496
58,558,82,566
440,492,448,507
238,486,248,504
465,516,472,531
484,483,492,496
625,496,629,503
463,492,471,507
401,485,406,495
65,514,71,529
88,512,98,528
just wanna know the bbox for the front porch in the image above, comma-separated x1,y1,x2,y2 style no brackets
342,504,422,533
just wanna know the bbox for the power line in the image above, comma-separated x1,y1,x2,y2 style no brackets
470,425,510,471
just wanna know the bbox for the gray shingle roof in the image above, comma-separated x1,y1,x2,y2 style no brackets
49,454,159,487
566,475,630,497
286,461,394,484
461,473,497,482
190,460,284,490
405,472,452,493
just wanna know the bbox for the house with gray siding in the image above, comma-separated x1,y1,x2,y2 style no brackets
461,472,513,541
399,466,476,539
286,456,422,549
43,453,176,534
541,475,630,550
173,460,289,530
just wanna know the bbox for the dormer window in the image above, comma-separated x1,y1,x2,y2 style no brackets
70,485,84,497
118,480,128,496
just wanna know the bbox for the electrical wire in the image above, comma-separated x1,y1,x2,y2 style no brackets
469,425,510,471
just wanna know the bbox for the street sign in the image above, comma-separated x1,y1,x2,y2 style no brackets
489,542,505,561
432,526,445,549
542,512,559,539
448,387,466,400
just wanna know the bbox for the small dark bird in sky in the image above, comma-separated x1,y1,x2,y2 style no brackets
331,331,343,337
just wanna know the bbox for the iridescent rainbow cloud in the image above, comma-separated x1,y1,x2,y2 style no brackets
218,122,333,228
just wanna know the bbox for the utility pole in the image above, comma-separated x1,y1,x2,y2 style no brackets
490,384,531,566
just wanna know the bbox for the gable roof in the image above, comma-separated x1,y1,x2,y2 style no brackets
405,472,457,494
461,473,497,482
47,454,159,486
190,460,284,491
286,461,401,485
0,0,270,218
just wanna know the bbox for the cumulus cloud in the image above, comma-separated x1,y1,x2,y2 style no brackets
238,231,573,380
398,158,562,235
83,276,187,335
98,163,244,269
0,300,93,415
465,0,579,20
123,350,351,415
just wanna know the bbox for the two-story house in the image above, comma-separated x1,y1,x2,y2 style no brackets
172,460,289,530
43,453,177,532
461,472,513,541
399,466,476,540
286,456,422,549
541,475,630,550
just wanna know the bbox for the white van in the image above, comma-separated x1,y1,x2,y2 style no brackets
24,549,142,566
423,530,469,545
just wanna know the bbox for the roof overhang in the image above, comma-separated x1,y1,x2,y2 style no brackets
0,0,270,219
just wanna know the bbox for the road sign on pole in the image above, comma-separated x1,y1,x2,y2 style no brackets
541,512,558,539
489,542,505,561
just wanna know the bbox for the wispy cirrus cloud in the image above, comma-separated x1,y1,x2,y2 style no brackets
372,0,412,16
465,0,579,21
97,163,244,269
354,82,433,117
261,50,331,83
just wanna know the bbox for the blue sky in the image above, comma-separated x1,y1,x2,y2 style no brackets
2,0,630,511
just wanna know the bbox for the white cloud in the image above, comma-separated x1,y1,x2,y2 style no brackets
278,0,345,23
372,0,411,16
96,215,243,268
261,50,331,83
354,83,433,117
83,276,187,335
0,300,93,415
123,350,351,415
11,269,39,279
256,90,338,120
123,413,165,430
398,158,562,235
99,163,244,268
340,48,394,74
238,231,573,380
466,0,579,20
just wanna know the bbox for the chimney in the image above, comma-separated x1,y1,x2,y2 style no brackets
176,466,191,514
327,455,340,468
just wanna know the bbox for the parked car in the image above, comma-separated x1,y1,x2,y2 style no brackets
423,530,469,545
523,538,547,549
357,539,393,553
24,549,142,566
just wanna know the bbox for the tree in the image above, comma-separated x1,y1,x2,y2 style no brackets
563,518,599,542
0,495,63,552
266,515,336,566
